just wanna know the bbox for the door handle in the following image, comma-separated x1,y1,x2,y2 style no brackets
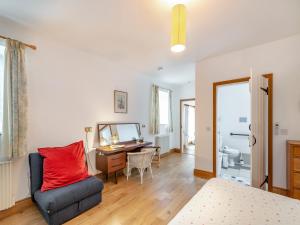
249,135,257,147
252,136,257,146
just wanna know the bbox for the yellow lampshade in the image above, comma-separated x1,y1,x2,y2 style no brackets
171,4,186,53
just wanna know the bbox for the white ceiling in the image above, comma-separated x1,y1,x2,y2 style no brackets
0,0,300,84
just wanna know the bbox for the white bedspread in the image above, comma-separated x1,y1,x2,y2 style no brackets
169,178,300,225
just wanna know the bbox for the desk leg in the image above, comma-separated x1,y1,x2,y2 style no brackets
115,172,118,184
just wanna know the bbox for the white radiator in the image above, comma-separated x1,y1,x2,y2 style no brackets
155,135,170,154
0,161,14,210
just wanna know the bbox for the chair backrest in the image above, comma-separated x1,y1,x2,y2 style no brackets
28,153,43,199
127,149,155,169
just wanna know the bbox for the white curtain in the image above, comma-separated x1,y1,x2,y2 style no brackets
0,39,28,161
150,85,160,135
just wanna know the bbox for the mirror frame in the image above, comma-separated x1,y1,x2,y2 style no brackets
98,122,141,146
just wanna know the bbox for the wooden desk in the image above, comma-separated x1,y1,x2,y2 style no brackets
95,141,152,183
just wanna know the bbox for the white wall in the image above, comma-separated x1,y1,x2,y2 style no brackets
217,83,251,154
195,34,300,189
0,17,182,201
177,81,195,100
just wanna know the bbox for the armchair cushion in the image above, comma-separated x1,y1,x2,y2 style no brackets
34,176,103,214
38,140,89,192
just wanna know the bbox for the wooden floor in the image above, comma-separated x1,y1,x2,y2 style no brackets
0,153,206,225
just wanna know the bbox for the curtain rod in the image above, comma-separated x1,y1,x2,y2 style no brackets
0,35,37,50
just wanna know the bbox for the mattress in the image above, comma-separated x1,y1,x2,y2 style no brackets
168,178,300,225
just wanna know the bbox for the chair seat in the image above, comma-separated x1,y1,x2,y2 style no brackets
34,176,103,214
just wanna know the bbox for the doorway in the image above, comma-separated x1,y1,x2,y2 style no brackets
180,98,195,155
213,75,273,190
216,81,251,185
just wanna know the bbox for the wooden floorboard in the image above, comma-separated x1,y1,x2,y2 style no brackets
0,153,206,225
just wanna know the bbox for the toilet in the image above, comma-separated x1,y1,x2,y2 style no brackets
222,146,240,167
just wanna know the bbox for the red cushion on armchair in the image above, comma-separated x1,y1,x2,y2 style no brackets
38,140,89,192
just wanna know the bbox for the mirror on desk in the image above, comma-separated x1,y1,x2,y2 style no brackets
98,123,141,146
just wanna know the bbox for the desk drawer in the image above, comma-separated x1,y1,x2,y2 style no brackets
107,153,125,173
294,158,300,172
108,153,125,161
294,146,300,157
293,172,300,188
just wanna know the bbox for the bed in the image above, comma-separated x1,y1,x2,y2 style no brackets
168,178,300,225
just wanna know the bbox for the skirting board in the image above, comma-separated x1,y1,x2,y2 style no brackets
170,148,181,153
194,169,215,180
0,197,33,220
161,148,181,158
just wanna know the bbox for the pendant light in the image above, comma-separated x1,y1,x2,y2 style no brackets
171,4,187,53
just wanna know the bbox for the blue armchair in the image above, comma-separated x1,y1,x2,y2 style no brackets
29,153,103,225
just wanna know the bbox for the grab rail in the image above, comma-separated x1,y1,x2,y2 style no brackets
230,133,250,137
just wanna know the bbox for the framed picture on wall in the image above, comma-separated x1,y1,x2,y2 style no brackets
114,90,128,113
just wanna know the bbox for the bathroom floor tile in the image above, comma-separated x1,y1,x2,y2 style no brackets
220,167,250,185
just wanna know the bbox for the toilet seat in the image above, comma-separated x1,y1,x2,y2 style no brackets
223,146,240,156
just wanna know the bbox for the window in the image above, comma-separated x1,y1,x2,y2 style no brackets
159,89,170,125
0,44,5,134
